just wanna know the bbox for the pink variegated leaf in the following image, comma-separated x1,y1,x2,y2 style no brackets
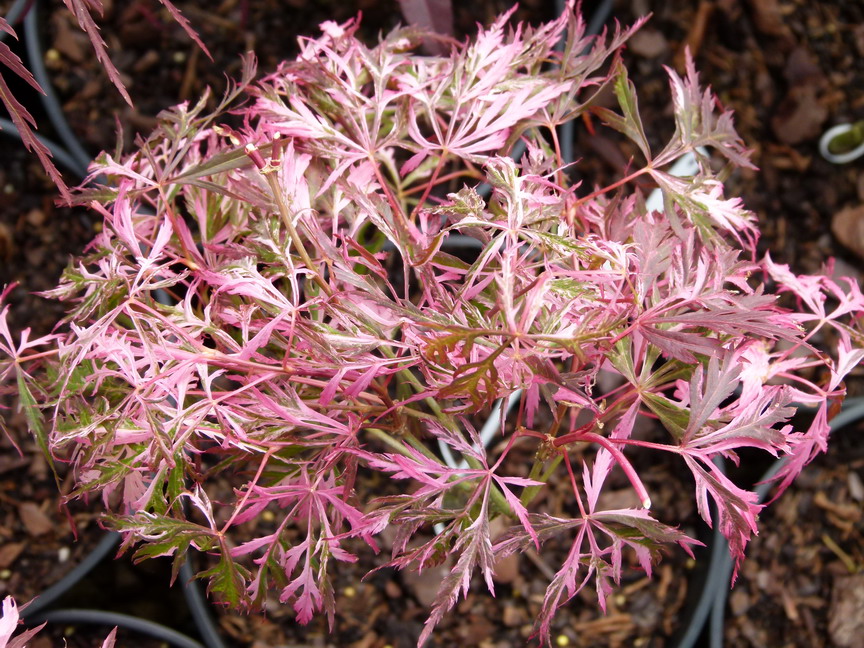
319,367,348,405
101,627,118,648
400,149,429,176
766,401,832,499
533,525,594,645
830,338,864,392
682,453,762,580
492,474,542,549
3,625,43,648
656,48,755,170
593,58,651,160
0,596,19,646
4,2,859,640
2,611,45,648
636,324,722,362
231,533,279,558
829,275,864,320
280,556,322,624
762,253,827,317
584,401,641,512
418,497,496,647
688,386,793,457
681,354,740,444
592,508,701,566
181,485,217,530
650,172,757,247
62,0,209,106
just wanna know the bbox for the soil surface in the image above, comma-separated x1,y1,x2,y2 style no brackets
0,0,862,647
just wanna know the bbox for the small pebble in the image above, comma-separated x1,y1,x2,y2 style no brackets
849,471,864,502
26,209,46,228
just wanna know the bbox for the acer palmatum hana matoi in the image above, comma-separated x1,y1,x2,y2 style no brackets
1,5,862,645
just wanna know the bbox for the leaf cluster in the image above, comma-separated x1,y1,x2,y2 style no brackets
1,5,863,646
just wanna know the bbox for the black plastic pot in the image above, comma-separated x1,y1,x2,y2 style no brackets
8,1,864,647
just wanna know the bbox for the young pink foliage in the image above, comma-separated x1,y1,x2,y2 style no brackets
0,596,114,648
1,6,862,648
0,597,43,648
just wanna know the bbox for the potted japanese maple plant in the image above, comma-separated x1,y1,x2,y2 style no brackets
2,4,863,646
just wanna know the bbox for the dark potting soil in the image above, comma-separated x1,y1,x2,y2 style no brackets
0,1,862,647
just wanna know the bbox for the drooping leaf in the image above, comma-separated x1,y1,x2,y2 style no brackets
592,57,652,160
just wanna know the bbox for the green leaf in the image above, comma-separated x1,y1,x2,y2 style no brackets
170,145,257,183
198,551,251,608
548,277,591,300
143,467,170,515
595,510,693,545
70,460,133,500
591,59,651,161
432,186,486,220
113,513,218,584
15,369,58,482
529,230,585,255
438,357,500,409
423,329,484,367
168,458,187,515
608,338,637,383
641,392,689,439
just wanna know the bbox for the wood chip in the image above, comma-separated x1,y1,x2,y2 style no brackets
502,603,525,627
781,587,800,622
18,502,54,537
51,14,91,63
25,209,46,228
783,47,823,85
855,24,864,57
730,588,751,616
674,1,714,71
0,542,24,569
813,490,861,522
832,205,864,259
770,85,828,145
402,562,451,607
848,471,864,502
829,573,864,647
492,552,519,584
745,0,794,41
629,29,668,59
384,579,402,598
0,222,13,262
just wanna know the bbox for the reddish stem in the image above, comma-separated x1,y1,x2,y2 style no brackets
555,430,652,509
573,167,650,207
